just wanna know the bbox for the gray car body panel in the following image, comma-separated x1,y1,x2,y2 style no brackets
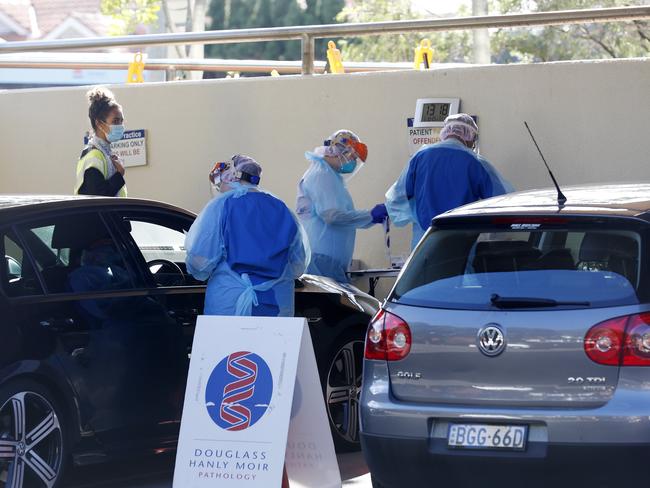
384,302,650,408
360,358,650,444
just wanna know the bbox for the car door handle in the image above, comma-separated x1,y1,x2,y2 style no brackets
168,309,198,316
168,309,199,326
39,318,75,330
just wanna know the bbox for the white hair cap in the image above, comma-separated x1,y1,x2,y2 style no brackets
440,113,478,145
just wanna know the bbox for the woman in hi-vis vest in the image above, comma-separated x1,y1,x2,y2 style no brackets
74,87,127,197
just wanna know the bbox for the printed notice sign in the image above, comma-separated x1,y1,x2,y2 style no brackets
407,126,442,156
82,129,148,167
173,316,340,488
110,129,147,167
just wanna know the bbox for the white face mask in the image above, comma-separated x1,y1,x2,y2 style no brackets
106,124,125,142
98,119,125,143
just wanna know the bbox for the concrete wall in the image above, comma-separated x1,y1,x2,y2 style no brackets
1,58,648,294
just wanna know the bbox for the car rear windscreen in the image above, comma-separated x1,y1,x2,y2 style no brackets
392,223,642,310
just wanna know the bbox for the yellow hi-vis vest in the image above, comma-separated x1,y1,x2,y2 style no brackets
74,147,127,198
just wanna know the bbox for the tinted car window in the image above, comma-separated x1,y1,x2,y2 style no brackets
114,212,199,287
393,227,641,310
31,224,70,266
18,213,135,294
2,230,44,297
130,221,186,263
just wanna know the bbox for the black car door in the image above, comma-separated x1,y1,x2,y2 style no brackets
13,209,186,451
105,208,205,425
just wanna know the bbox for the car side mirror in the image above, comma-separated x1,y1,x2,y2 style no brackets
5,255,21,277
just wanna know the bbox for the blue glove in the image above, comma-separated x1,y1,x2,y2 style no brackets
371,203,388,224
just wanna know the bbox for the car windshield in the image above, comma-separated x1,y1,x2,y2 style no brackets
392,223,642,310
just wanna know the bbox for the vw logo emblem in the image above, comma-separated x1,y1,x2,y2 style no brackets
477,324,506,357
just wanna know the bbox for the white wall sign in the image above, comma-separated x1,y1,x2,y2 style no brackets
110,129,147,167
407,119,442,156
173,316,340,488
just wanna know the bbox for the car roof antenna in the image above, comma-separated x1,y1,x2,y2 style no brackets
524,121,567,206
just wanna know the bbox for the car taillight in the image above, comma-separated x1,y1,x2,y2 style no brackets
585,312,650,366
622,313,650,366
365,310,411,361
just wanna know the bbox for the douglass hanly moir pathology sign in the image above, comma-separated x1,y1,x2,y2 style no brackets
173,315,340,487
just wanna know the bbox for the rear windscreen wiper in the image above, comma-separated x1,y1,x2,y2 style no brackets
490,294,590,309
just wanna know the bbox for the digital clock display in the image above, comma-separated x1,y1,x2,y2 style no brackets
421,102,450,123
413,97,459,128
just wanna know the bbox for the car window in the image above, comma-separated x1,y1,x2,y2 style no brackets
2,230,44,297
31,225,70,266
17,213,136,294
130,221,187,263
115,212,201,287
393,225,642,310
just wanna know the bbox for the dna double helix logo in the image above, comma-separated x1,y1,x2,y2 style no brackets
205,351,273,431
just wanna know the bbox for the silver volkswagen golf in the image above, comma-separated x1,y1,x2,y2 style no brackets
361,184,650,487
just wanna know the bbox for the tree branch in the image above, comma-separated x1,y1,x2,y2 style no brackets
576,24,617,58
189,0,206,59
224,0,231,28
161,0,186,58
633,20,650,46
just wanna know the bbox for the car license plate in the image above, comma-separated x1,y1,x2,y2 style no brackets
447,423,527,450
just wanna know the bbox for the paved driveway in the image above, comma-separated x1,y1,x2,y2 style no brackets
67,452,371,487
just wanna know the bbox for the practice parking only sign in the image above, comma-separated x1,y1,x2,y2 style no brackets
111,129,147,167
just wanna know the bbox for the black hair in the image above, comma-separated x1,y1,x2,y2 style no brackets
87,86,121,131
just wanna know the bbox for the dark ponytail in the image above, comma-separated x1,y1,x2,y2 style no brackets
87,86,121,131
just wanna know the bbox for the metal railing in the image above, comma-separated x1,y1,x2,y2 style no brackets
0,53,415,75
0,5,648,75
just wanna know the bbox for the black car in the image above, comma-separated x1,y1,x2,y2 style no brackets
0,195,378,487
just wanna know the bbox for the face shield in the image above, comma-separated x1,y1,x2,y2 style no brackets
209,156,262,195
335,146,364,182
324,135,368,182
209,161,232,194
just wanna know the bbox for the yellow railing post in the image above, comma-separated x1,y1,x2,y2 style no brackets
413,39,434,70
126,52,145,83
326,40,345,74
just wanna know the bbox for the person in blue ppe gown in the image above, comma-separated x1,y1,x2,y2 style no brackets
296,130,388,283
185,155,309,317
386,114,514,249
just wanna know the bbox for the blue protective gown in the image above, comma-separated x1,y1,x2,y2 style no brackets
296,152,373,283
185,184,309,317
386,139,514,248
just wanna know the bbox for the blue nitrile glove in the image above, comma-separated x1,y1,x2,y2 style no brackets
371,203,388,224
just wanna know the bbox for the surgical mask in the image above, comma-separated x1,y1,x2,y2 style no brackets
339,159,357,174
336,149,358,173
106,124,125,143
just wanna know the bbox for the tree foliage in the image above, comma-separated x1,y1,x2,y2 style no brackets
335,0,472,63
333,0,648,63
207,0,345,60
99,0,649,63
492,0,650,62
100,0,161,36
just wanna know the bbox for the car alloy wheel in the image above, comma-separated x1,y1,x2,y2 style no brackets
0,391,63,488
326,337,365,450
